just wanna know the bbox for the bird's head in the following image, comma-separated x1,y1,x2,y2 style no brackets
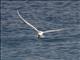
38,31,44,36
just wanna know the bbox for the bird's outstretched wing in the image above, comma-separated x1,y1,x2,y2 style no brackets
43,28,64,33
17,10,39,32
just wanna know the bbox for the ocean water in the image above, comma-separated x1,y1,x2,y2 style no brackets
1,1,80,60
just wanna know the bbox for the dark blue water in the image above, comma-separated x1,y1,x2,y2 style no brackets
1,1,80,60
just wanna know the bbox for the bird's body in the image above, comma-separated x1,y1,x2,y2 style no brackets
37,31,44,38
17,10,64,39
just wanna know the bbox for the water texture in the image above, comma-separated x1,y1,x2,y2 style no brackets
1,1,80,60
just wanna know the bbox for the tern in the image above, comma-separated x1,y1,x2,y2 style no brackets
17,10,64,38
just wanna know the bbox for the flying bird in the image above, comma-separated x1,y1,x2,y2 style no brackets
17,10,64,38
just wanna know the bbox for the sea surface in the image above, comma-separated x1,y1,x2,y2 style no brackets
1,1,80,60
